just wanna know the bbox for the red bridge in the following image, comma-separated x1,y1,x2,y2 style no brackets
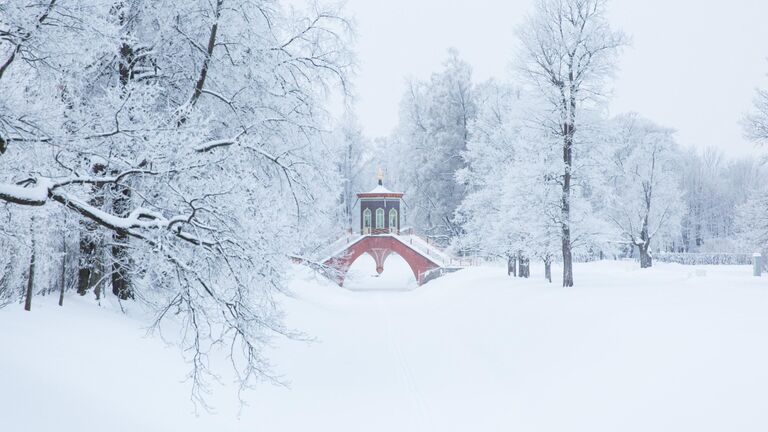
301,175,472,287
322,233,456,286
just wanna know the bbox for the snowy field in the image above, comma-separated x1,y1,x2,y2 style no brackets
3,259,768,431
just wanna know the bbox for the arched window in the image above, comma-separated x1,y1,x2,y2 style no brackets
363,208,372,231
389,208,398,231
375,208,385,229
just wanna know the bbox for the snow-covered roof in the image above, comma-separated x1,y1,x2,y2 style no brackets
357,183,404,197
368,185,394,194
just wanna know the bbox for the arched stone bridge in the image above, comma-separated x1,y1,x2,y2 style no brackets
315,233,470,287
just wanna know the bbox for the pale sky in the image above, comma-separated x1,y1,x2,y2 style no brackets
344,0,768,156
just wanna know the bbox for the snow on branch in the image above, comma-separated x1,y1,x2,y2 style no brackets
0,181,50,206
0,172,214,248
195,138,238,153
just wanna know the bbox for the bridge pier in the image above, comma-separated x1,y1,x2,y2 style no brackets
368,248,392,274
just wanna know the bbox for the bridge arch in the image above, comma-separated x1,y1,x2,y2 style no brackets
323,236,440,287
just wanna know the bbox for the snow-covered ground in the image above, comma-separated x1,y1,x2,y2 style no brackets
3,260,768,431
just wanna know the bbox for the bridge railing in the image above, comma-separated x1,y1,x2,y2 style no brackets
393,231,479,268
395,234,450,264
313,233,363,262
317,228,480,268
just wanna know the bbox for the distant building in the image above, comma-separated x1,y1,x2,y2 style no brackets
356,170,403,235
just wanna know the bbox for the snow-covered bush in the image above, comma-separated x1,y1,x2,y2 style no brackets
654,252,752,266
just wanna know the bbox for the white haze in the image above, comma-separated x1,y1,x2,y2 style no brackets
347,0,768,156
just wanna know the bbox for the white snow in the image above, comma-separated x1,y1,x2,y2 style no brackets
345,252,419,290
0,181,50,204
364,184,401,194
2,261,768,431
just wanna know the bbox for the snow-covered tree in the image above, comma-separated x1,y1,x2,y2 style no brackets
455,81,523,261
674,148,765,252
0,0,353,403
736,78,768,253
516,0,627,286
604,114,683,268
735,191,768,254
744,85,768,145
456,80,560,281
389,49,476,243
334,113,371,230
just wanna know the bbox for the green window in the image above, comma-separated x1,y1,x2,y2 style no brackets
375,208,385,229
363,208,371,230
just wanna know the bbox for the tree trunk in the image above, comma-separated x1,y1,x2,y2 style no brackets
77,266,91,295
638,204,653,268
77,224,97,296
544,258,552,283
561,229,573,286
77,163,105,296
111,236,131,299
109,6,135,300
111,181,133,300
561,104,575,287
24,219,36,311
695,219,703,248
507,255,516,276
518,254,530,278
94,277,102,301
59,232,66,306
639,245,652,268
177,0,224,127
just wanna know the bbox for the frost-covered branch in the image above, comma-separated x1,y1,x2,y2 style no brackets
0,0,353,406
0,0,57,82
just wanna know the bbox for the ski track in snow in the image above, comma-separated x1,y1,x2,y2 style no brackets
374,292,435,430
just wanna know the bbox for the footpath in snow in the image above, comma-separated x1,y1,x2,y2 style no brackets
2,260,768,431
